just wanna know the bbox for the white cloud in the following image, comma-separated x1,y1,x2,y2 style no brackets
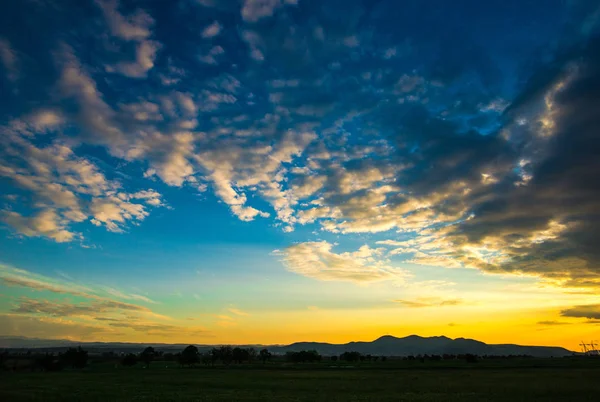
193,131,315,222
479,98,509,113
241,0,282,22
57,45,124,148
103,287,156,304
241,30,265,61
0,119,164,241
198,46,225,65
89,195,148,233
228,307,250,316
133,131,196,186
96,1,159,79
201,21,222,38
278,241,408,283
2,210,76,243
96,0,154,41
0,37,18,82
111,40,160,78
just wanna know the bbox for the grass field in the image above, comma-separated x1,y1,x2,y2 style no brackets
2,359,600,401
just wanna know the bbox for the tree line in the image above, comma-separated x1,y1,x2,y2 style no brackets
2,345,541,372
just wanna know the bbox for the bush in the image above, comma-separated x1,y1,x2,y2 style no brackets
285,350,322,363
121,353,138,367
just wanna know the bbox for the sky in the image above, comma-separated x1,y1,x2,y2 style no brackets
0,0,599,351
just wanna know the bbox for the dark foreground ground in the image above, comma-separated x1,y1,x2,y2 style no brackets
2,359,600,401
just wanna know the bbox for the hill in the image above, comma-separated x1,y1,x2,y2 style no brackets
0,335,573,357
268,335,572,357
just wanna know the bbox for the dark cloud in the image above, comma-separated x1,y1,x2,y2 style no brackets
560,304,600,320
10,297,150,317
447,38,600,285
393,298,463,308
108,320,209,336
537,320,571,326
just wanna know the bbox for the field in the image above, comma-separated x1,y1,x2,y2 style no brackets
2,358,600,401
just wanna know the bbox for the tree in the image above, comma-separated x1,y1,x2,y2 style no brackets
285,350,321,363
232,347,246,364
60,347,88,369
178,345,200,367
121,353,138,367
340,351,362,362
219,346,234,365
140,347,156,368
246,348,257,363
35,353,61,372
209,348,219,366
259,348,271,364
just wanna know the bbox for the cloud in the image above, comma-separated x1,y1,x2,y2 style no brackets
0,37,18,82
241,0,296,23
57,45,124,147
1,0,600,293
1,270,90,298
537,320,571,326
202,21,222,38
278,241,408,283
560,304,600,320
96,0,160,78
393,298,464,308
111,40,160,78
136,131,197,187
228,307,250,316
194,130,315,222
0,264,183,340
89,194,153,233
0,128,164,240
0,265,156,316
103,287,156,304
10,297,149,317
106,320,207,335
96,0,154,41
3,210,76,243
0,314,113,340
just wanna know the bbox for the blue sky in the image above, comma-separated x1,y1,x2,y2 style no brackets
1,0,600,348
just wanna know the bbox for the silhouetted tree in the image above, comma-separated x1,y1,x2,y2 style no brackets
247,347,257,362
219,346,234,365
232,347,246,364
259,348,271,364
465,354,478,363
0,351,8,371
179,345,200,367
286,350,321,363
140,347,156,368
121,353,138,367
35,353,61,372
209,348,219,366
330,355,338,362
60,347,88,369
340,351,362,362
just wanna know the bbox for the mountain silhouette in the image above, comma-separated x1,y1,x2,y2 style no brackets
269,335,572,357
0,335,573,357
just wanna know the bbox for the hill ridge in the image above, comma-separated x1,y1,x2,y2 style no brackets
0,335,573,357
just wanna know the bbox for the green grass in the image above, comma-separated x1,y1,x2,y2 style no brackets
2,360,600,401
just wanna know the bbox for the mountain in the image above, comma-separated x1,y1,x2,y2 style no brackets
0,335,573,357
268,335,572,357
